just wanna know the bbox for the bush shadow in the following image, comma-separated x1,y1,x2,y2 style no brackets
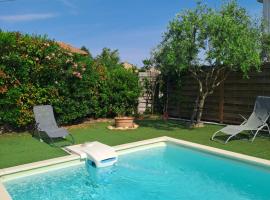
135,119,191,131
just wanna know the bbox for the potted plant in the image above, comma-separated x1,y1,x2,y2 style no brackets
114,107,135,128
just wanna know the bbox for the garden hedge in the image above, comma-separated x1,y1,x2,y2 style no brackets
0,31,140,129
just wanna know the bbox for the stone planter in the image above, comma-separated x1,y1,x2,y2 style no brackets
189,122,204,128
114,117,134,128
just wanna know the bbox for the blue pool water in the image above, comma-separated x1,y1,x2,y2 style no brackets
4,144,270,200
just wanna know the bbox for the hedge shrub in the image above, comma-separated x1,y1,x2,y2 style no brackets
0,31,140,128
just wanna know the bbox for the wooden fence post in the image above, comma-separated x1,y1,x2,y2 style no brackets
219,81,224,123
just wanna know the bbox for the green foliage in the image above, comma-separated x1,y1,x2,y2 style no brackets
0,32,140,128
109,68,140,116
95,48,121,69
80,45,93,58
141,59,152,71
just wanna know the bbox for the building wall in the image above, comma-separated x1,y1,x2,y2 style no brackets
138,69,160,114
260,0,270,32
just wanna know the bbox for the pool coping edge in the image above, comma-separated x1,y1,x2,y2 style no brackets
0,182,12,200
0,154,81,177
165,137,270,167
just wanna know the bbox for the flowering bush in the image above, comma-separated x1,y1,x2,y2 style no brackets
0,31,140,128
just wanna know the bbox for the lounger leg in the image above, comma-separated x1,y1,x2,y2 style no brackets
70,134,75,144
34,124,44,142
63,135,75,144
251,127,264,142
211,131,220,140
49,137,58,147
212,130,237,144
38,131,43,142
225,135,235,144
266,124,270,136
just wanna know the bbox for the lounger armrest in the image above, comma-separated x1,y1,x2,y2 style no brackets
239,114,247,124
35,122,42,131
35,122,39,128
239,114,247,121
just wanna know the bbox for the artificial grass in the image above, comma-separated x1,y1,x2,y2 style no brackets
0,133,67,169
1,119,270,169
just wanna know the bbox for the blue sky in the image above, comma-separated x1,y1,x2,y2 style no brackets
0,0,262,66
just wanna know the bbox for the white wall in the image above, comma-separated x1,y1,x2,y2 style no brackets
261,0,270,32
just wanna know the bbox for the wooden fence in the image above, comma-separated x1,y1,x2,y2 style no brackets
167,64,270,124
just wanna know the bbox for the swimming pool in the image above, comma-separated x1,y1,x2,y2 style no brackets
3,140,270,200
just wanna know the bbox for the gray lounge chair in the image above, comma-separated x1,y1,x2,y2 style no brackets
212,96,270,143
33,105,74,145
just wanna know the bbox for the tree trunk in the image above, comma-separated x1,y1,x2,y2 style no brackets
189,67,229,126
191,78,203,125
196,95,206,123
190,95,199,124
151,81,156,115
163,76,169,114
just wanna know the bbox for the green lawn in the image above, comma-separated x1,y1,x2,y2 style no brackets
1,120,270,169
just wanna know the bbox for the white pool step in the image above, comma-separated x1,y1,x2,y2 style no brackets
65,142,118,168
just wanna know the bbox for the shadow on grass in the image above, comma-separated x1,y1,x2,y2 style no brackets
213,133,250,144
31,131,74,147
136,119,190,131
213,131,270,144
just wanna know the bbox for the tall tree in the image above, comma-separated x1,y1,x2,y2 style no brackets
153,1,262,125
80,46,93,58
95,48,121,69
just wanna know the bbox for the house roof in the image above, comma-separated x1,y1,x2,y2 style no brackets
122,62,134,70
57,41,88,55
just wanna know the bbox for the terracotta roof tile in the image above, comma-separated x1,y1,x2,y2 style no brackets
57,41,88,55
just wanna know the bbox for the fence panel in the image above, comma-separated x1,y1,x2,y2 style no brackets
168,64,270,124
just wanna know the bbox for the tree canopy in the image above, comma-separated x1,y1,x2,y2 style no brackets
95,48,121,69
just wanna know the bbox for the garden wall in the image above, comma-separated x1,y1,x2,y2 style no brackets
138,69,160,114
167,63,270,124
